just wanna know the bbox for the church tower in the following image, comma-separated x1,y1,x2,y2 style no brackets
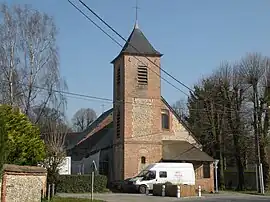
111,22,163,181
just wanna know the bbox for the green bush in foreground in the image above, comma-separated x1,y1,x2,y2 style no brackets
56,174,108,193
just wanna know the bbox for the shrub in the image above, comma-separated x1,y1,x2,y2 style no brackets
165,181,173,185
0,116,8,176
0,105,45,165
56,174,107,193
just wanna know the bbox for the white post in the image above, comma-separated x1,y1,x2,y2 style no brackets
146,185,149,195
52,184,55,196
91,160,97,202
176,185,180,198
91,171,94,202
214,160,219,193
255,164,259,192
198,185,201,197
259,163,265,194
48,184,51,201
162,185,165,197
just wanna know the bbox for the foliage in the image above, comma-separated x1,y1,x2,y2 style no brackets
181,53,270,190
0,115,8,175
56,175,108,193
0,104,46,165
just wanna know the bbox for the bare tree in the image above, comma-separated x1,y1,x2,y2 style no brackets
172,99,188,120
41,121,67,184
239,53,270,190
0,4,67,123
72,108,97,132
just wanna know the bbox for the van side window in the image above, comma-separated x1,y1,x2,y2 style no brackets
159,171,167,178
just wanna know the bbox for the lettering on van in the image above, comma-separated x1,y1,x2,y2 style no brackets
174,171,183,178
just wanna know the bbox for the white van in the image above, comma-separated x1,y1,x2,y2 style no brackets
129,162,195,194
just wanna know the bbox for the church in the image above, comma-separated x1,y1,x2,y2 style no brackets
66,21,215,192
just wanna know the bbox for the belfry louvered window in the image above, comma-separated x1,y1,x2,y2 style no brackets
116,66,120,85
116,66,121,100
137,66,148,85
116,109,120,138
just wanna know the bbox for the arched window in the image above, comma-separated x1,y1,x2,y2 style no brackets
141,156,146,164
161,109,169,130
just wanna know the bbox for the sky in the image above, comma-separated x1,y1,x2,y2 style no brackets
5,0,270,120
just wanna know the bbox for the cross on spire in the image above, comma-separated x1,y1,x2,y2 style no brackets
133,0,140,28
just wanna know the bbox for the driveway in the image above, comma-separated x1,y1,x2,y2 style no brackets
57,193,270,202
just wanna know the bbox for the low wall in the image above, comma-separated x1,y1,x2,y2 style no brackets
224,171,256,190
1,164,47,202
153,184,196,197
196,178,214,193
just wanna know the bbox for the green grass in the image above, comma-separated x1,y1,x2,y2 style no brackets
42,197,105,202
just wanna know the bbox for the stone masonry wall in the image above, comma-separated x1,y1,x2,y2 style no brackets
122,55,162,180
1,164,47,202
160,101,199,146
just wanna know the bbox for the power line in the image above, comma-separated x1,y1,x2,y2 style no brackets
61,2,258,173
68,0,252,113
67,0,189,97
67,0,122,47
0,79,251,114
78,0,193,92
17,81,251,114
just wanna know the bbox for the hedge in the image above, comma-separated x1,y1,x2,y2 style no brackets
56,174,107,193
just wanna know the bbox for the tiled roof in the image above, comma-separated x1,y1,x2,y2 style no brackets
162,140,214,162
65,108,113,150
70,122,113,161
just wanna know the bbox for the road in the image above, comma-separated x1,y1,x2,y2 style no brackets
58,193,270,202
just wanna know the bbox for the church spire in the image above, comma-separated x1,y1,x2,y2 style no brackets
134,0,139,29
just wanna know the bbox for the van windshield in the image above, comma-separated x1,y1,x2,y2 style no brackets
136,170,156,180
137,170,149,177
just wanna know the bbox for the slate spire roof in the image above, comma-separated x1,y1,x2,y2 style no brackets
111,23,162,63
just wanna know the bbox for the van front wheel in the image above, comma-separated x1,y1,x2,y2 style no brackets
139,185,146,194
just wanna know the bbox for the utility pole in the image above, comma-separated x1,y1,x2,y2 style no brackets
254,89,261,193
254,90,264,194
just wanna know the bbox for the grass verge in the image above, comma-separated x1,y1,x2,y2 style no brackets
42,197,105,202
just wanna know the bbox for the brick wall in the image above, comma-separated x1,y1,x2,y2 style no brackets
194,163,214,193
1,164,47,202
122,55,162,180
112,54,163,181
111,51,213,183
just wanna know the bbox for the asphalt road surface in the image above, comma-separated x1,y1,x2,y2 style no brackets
58,193,270,202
